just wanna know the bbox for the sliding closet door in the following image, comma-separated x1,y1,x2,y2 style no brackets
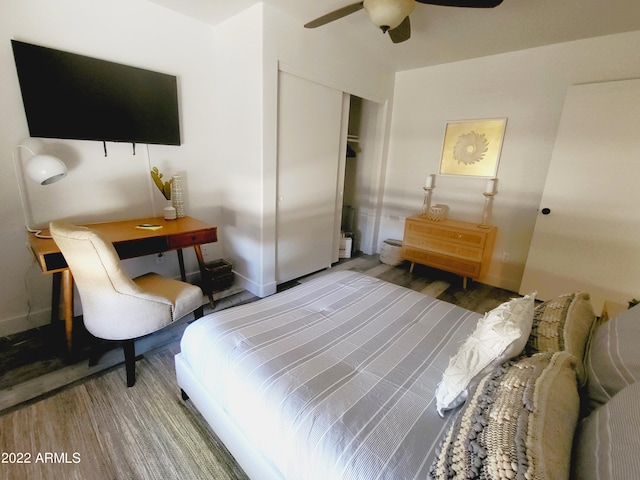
276,72,343,284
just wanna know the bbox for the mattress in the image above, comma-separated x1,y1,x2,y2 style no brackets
179,270,481,480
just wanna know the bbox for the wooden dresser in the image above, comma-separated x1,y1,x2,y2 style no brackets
401,215,496,288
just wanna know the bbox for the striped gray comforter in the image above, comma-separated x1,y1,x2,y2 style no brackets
180,270,480,480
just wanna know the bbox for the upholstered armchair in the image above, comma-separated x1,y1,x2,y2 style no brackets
49,221,204,387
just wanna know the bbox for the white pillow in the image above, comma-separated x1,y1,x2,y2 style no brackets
435,292,536,416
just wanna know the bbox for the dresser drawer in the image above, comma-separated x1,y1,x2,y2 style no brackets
401,216,496,284
167,229,218,249
403,234,483,262
402,246,481,278
405,220,486,248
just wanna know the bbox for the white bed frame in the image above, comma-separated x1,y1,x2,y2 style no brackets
175,352,283,480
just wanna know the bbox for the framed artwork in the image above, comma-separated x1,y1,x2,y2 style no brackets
439,118,507,177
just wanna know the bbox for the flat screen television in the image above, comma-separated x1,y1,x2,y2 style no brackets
11,40,181,146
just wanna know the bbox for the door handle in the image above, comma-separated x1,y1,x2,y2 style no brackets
541,208,551,215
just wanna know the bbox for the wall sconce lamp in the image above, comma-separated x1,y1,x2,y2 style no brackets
13,143,67,238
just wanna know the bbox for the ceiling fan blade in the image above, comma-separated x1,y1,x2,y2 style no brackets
388,16,411,44
415,0,503,7
304,2,365,28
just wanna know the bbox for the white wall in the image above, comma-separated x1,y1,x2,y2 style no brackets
381,30,640,292
1,0,397,334
211,5,275,297
214,4,396,296
1,0,222,334
13,2,634,334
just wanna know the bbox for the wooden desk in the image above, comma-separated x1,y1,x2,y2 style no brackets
29,216,218,352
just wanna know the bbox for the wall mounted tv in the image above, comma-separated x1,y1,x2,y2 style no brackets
11,40,181,146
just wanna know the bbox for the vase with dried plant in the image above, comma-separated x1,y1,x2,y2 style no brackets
151,167,176,220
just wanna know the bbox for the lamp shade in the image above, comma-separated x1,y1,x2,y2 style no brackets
363,0,415,31
25,154,67,185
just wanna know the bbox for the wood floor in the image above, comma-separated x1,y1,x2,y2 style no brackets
0,254,518,415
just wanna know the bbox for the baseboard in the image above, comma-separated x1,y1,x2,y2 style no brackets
0,309,51,337
234,272,276,298
481,272,520,294
1,270,229,338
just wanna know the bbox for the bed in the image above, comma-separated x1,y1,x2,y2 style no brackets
175,269,640,480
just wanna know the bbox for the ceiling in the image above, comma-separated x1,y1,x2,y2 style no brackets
147,0,640,71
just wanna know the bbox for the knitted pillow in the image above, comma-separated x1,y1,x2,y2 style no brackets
430,351,580,480
526,292,595,385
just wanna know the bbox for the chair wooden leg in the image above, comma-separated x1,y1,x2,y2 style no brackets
123,340,136,387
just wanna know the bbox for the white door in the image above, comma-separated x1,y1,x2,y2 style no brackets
520,79,640,313
276,72,344,284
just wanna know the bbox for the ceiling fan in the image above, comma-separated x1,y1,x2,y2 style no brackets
304,0,504,44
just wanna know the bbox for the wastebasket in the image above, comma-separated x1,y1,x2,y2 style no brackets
202,259,234,307
379,239,403,266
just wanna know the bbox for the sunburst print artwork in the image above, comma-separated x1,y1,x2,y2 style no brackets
439,118,507,177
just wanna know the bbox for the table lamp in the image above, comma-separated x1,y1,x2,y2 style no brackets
13,143,67,237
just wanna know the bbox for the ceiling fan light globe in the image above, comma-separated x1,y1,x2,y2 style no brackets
364,0,415,30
